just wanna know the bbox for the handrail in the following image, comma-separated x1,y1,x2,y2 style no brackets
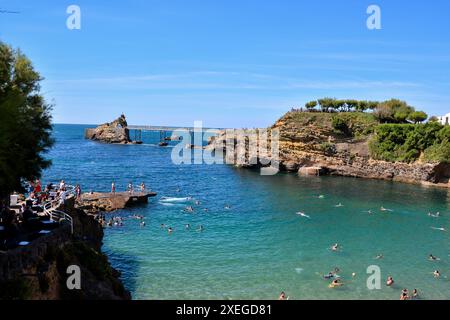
42,184,76,234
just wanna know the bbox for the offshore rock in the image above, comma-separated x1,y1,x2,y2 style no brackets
85,114,132,144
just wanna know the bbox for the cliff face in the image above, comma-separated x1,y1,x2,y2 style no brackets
0,197,130,300
85,114,132,144
210,112,450,188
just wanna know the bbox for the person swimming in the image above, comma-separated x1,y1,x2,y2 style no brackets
433,270,440,278
429,254,440,261
224,205,231,210
197,225,204,232
160,223,165,229
386,276,394,286
431,227,446,232
428,212,440,218
140,221,146,227
380,206,393,212
400,289,409,300
331,243,340,251
195,200,201,205
185,206,194,212
375,254,384,260
411,289,418,299
278,292,287,300
185,224,190,229
168,227,173,234
329,279,343,288
296,211,311,219
335,203,344,207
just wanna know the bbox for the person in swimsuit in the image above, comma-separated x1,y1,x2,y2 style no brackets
386,276,394,286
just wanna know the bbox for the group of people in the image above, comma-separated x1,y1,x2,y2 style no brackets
111,181,147,194
1,179,75,249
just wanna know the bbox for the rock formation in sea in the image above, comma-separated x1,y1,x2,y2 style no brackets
85,114,135,144
208,112,450,188
0,197,131,300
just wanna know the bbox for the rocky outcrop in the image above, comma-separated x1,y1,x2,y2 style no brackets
78,191,157,214
208,112,450,188
0,197,130,300
85,114,133,144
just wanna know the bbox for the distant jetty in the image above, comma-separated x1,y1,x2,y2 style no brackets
85,114,142,144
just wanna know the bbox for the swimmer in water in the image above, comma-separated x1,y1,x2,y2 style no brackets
318,195,325,199
168,227,173,234
224,205,231,210
278,292,287,300
433,270,440,278
185,206,194,212
195,200,201,205
197,225,204,232
400,289,409,300
352,272,356,278
429,254,440,261
375,254,384,260
380,206,393,212
331,243,340,251
160,223,165,229
140,221,145,227
185,224,190,229
329,279,343,288
411,289,418,299
203,208,208,212
335,203,344,207
431,227,446,232
386,276,394,286
296,211,311,219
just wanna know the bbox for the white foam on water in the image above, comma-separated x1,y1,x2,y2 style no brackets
159,196,193,203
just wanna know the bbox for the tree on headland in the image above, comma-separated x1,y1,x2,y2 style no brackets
374,99,415,123
0,42,53,199
407,111,428,124
305,100,318,111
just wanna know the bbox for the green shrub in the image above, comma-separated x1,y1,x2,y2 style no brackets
370,122,449,163
320,142,337,155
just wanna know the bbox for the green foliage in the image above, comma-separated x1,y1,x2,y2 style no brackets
407,111,428,123
0,42,54,198
305,100,318,111
370,122,449,163
428,116,439,123
373,99,424,124
319,142,337,155
331,116,349,134
0,278,32,300
424,140,450,163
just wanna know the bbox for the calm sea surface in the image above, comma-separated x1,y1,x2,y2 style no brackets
43,124,450,300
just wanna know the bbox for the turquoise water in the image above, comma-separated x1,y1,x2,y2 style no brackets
44,124,450,300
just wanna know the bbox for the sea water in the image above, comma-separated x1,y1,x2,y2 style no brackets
43,124,450,300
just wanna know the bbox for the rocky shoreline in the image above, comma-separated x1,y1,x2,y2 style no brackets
0,196,131,300
208,113,450,188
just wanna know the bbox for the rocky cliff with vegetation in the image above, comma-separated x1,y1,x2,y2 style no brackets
211,98,450,188
0,197,130,300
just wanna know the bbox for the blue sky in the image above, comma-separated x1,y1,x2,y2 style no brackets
1,0,450,127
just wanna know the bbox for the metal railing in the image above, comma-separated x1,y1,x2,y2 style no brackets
42,184,76,234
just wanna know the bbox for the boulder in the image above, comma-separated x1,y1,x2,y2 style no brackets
85,114,132,144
